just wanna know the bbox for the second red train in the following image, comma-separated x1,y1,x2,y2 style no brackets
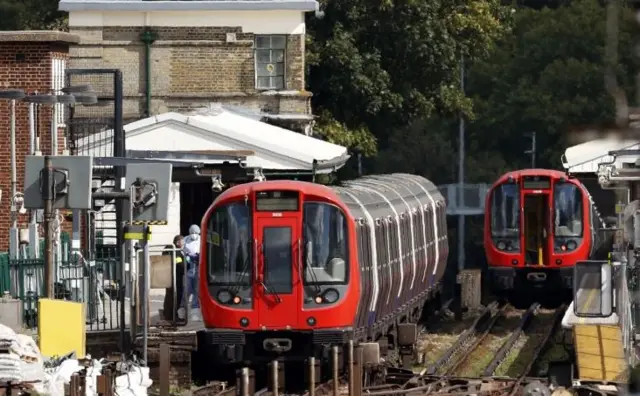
484,169,611,295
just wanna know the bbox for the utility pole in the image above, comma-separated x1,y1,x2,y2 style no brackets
43,156,54,298
457,54,465,273
525,132,536,168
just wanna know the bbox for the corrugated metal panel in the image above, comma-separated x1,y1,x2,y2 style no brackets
562,139,640,174
52,58,66,125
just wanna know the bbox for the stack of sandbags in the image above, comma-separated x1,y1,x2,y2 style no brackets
0,324,22,382
115,366,153,396
16,334,45,382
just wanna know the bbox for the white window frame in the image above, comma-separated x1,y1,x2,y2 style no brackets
51,57,66,126
254,35,286,91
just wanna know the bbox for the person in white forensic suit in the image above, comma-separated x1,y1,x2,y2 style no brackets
183,224,202,322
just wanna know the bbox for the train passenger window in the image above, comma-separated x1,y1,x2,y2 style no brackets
263,227,293,294
554,182,583,237
207,202,252,285
302,202,349,284
491,183,520,238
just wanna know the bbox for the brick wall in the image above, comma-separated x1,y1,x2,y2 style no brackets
69,25,310,121
0,39,73,252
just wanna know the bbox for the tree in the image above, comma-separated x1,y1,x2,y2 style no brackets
467,0,639,171
0,0,67,31
306,0,513,156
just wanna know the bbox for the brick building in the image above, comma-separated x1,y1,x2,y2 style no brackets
59,0,319,131
0,31,79,253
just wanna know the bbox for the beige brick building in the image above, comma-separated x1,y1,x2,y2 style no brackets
59,0,318,130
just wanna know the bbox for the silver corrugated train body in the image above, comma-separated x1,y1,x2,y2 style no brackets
333,173,449,334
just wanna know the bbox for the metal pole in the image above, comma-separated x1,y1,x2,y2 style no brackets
332,345,339,396
457,53,466,272
348,340,354,396
142,224,150,365
10,99,17,220
270,360,279,396
9,99,18,260
43,156,55,298
309,357,316,396
28,102,38,258
241,368,250,396
531,132,536,168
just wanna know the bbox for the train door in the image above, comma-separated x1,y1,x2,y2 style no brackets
522,192,551,266
255,215,302,328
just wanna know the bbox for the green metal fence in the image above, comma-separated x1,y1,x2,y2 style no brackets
0,234,122,331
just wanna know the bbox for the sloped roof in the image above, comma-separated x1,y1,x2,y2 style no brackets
562,139,640,174
59,0,318,12
76,108,350,173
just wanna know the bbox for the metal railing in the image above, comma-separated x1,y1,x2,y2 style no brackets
0,238,122,331
616,257,639,367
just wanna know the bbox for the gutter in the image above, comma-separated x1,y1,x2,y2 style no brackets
140,28,157,117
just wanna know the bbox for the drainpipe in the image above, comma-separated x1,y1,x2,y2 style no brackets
140,28,157,117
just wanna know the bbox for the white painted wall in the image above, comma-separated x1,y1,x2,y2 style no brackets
69,10,306,34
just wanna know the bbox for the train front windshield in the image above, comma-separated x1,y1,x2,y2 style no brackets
490,183,520,238
553,182,583,237
303,203,349,285
206,202,252,285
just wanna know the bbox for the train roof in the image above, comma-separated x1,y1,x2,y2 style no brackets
212,174,445,221
214,179,341,203
493,169,570,186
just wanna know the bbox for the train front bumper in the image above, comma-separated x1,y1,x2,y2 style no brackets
196,328,352,364
489,266,573,290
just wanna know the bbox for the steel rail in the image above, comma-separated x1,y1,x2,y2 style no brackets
482,302,540,376
424,300,502,376
506,304,567,396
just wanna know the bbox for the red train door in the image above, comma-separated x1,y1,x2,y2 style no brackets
255,215,301,328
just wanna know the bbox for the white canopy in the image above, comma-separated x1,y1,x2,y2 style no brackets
75,108,350,173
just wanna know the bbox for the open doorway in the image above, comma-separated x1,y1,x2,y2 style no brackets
179,182,220,236
523,194,549,266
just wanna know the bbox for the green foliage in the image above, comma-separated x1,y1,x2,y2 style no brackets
313,111,377,157
0,0,67,31
467,0,639,172
307,0,513,153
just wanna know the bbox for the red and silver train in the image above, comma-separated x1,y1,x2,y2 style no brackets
196,174,448,372
484,169,610,294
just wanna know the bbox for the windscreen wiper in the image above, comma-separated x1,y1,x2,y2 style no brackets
230,239,253,296
304,246,323,295
260,256,282,303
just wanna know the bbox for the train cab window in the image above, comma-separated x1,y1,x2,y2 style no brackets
206,202,252,285
554,182,583,237
490,183,520,238
263,227,293,294
302,202,349,284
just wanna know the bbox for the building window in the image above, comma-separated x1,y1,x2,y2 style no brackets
255,35,286,90
51,58,66,125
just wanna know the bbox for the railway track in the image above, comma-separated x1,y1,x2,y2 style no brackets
419,300,566,393
196,301,568,396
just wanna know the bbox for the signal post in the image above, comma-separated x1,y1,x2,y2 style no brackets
23,155,173,357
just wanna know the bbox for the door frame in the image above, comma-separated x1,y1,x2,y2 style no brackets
254,214,302,328
521,190,552,266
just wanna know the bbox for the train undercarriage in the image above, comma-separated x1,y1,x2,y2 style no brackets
192,287,444,385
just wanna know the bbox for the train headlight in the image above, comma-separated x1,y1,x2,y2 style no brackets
217,290,233,304
567,240,577,250
322,289,340,304
497,241,506,250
